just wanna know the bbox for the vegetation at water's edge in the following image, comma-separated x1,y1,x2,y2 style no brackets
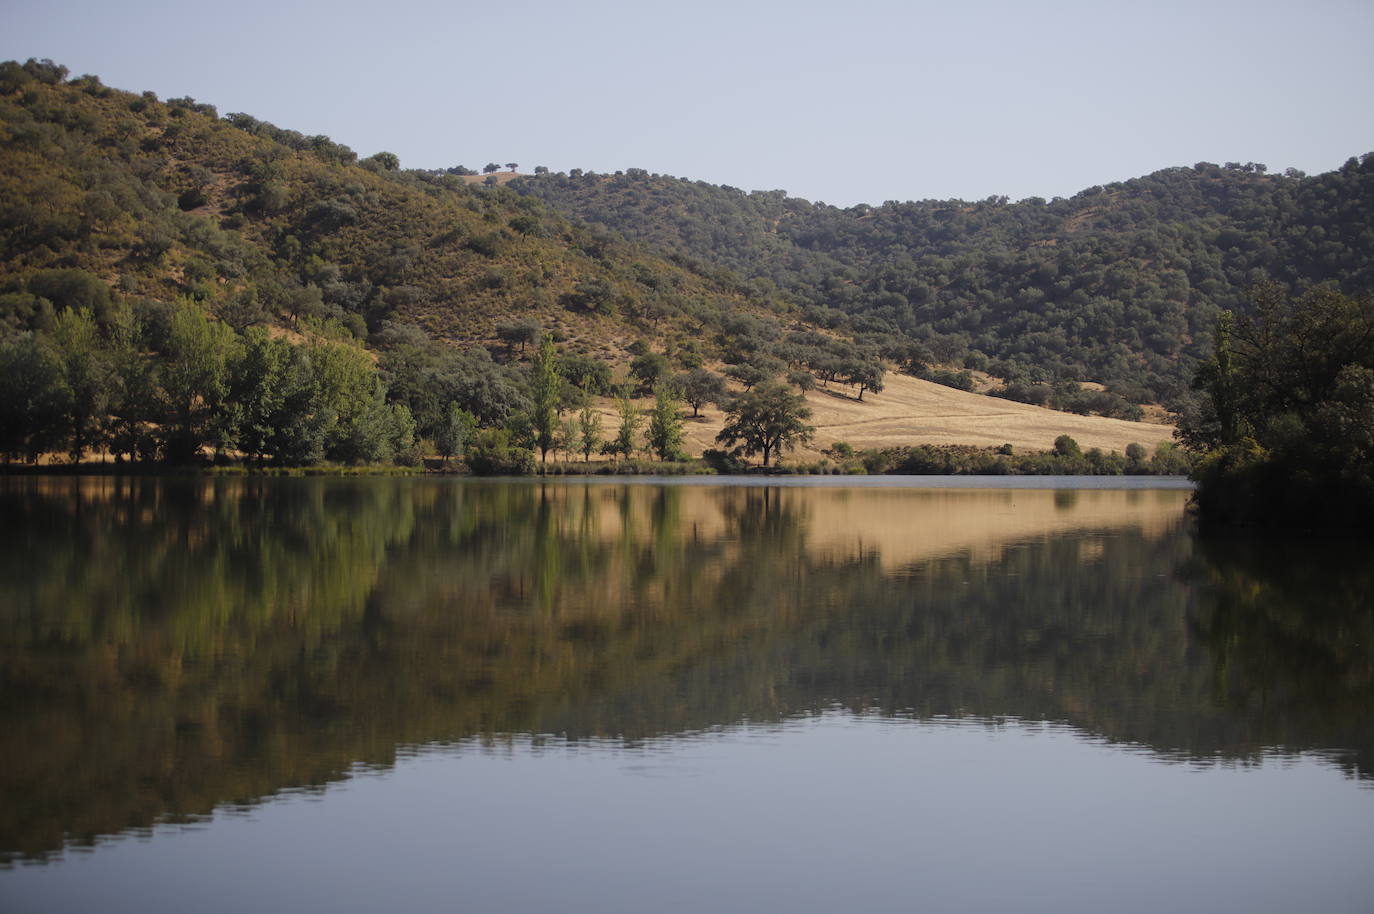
1180,286,1374,530
805,438,1190,476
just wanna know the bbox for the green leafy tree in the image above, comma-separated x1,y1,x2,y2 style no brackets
559,415,580,461
160,301,239,463
607,393,642,461
333,388,399,464
847,361,885,401
264,345,327,465
435,402,477,466
530,333,562,465
310,338,390,463
629,351,671,393
558,353,614,395
577,406,603,462
787,369,817,394
1182,287,1374,528
106,309,158,462
559,278,616,315
716,382,814,467
365,151,400,171
725,356,782,392
495,319,541,357
1181,310,1244,451
678,368,726,418
51,307,111,460
1125,442,1149,473
1150,441,1192,475
25,269,115,325
0,333,72,463
389,402,420,465
231,327,291,464
647,382,686,461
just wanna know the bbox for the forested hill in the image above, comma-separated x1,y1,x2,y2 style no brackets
511,156,1374,407
1,60,838,464
0,61,780,353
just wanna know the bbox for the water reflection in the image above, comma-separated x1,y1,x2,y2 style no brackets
0,477,1369,863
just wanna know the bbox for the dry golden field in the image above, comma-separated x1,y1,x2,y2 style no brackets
654,371,1175,460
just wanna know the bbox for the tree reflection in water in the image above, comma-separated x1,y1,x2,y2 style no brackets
0,477,1368,862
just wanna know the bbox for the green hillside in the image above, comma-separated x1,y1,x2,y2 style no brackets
0,61,777,346
0,60,800,464
510,154,1374,408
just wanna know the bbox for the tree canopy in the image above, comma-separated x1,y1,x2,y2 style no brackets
715,382,814,467
1181,286,1374,530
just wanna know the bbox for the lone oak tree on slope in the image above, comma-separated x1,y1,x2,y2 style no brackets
716,382,814,467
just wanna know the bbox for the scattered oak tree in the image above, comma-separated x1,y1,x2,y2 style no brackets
678,368,726,417
495,318,541,357
715,382,814,467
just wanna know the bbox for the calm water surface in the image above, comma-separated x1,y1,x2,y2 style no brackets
0,476,1370,913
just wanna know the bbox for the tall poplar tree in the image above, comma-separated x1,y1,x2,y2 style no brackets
647,382,686,461
530,333,561,465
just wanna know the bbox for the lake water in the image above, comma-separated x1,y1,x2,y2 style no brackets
1,476,1371,913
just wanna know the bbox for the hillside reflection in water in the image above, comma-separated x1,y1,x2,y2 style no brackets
0,476,1370,898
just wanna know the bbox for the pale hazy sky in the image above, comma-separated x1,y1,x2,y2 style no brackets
3,0,1371,206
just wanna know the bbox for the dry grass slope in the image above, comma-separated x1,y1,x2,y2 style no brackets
798,372,1175,454
601,372,1175,461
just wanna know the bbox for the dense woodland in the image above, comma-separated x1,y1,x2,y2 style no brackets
512,152,1374,411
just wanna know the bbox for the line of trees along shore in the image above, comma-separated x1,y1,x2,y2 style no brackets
2,300,1185,476
0,301,417,466
0,296,815,471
